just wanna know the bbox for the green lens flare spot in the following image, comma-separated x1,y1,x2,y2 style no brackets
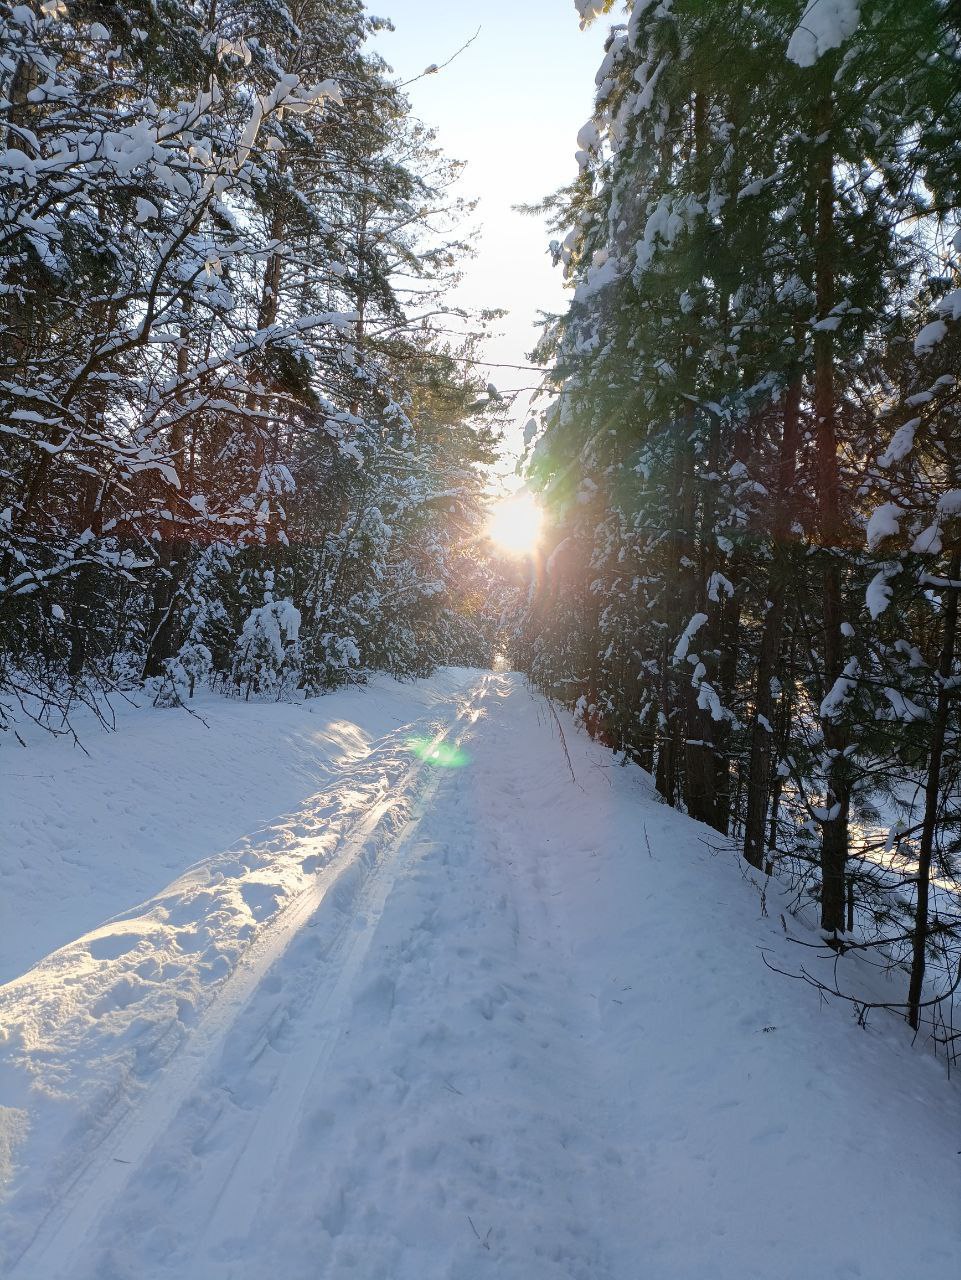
407,736,470,768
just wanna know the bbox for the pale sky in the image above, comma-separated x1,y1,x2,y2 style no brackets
372,2,611,484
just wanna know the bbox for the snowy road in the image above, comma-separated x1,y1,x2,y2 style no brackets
2,672,960,1278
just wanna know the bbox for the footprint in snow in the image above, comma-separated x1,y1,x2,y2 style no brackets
87,933,141,961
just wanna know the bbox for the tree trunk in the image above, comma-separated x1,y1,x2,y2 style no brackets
813,85,849,938
657,406,696,806
743,379,801,867
907,545,960,1030
142,324,189,680
684,405,719,827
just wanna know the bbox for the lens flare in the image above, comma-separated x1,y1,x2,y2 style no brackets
407,736,470,768
485,491,543,557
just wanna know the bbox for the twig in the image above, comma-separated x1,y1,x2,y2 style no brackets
467,1215,491,1250
759,948,961,1027
400,26,482,87
544,696,578,786
592,758,613,788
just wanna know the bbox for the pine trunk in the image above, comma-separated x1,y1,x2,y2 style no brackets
907,546,960,1030
813,87,849,938
743,379,801,867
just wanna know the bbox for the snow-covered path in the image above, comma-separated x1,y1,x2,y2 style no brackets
2,672,960,1279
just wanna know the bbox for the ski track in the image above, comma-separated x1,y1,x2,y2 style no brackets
2,672,960,1279
63,673,623,1280
2,674,493,1277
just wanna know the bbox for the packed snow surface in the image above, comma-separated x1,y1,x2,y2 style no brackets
1,670,959,1278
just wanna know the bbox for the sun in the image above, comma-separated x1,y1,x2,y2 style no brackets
485,491,544,557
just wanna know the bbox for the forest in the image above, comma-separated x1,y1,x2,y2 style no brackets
0,0,509,723
2,0,960,1042
1,2,960,1275
516,0,961,1040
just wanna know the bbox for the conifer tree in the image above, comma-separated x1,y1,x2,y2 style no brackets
519,0,960,1003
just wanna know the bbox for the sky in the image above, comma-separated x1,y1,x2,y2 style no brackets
371,2,612,486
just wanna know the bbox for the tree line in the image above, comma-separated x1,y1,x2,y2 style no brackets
0,0,504,727
518,0,960,1042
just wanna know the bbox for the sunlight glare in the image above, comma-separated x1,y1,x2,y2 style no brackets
485,492,543,557
407,736,470,768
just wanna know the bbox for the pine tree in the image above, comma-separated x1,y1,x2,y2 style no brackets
519,0,960,1001
1,0,504,729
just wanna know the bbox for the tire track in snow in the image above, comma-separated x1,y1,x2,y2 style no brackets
5,673,496,1280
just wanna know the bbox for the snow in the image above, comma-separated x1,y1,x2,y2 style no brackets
878,416,920,468
707,571,734,602
573,248,621,300
787,0,862,67
936,288,961,322
882,688,926,722
574,0,608,29
866,566,896,619
1,672,960,1278
134,197,159,223
632,52,671,114
576,120,601,154
672,610,708,663
696,677,725,721
820,656,859,719
912,522,943,555
633,192,701,276
865,501,901,550
914,318,948,355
